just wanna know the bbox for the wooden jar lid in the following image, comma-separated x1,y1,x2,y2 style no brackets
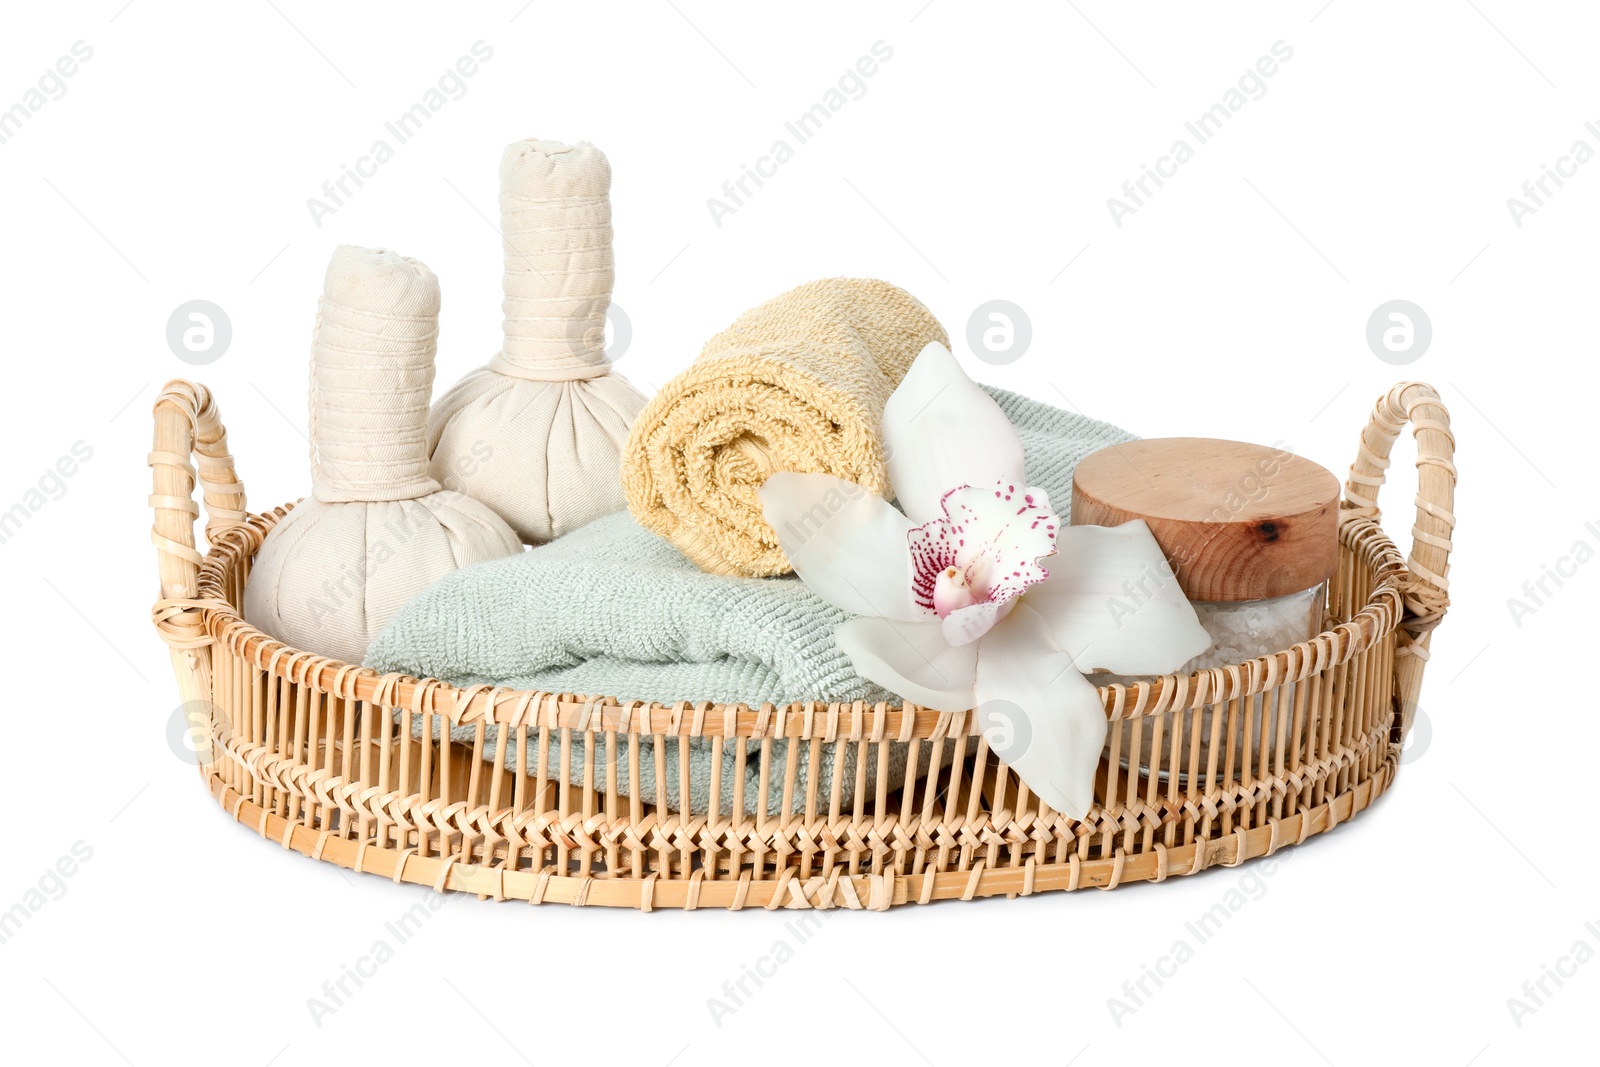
1070,438,1340,602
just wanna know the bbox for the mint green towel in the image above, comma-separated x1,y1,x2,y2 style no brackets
365,386,1134,814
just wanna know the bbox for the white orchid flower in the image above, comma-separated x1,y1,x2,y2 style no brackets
758,342,1209,818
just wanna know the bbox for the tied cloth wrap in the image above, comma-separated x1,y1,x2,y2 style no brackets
243,246,520,666
427,139,648,545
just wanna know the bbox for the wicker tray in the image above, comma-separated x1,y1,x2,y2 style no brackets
149,379,1455,910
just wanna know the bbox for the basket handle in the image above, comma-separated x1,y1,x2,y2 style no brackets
151,380,248,706
1342,380,1456,723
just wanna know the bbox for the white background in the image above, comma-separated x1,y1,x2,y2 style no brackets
2,1,1594,1063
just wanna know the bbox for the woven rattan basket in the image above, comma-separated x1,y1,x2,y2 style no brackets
149,379,1455,910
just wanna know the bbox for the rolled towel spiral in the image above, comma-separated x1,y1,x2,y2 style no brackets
427,138,648,544
620,277,947,577
243,246,521,664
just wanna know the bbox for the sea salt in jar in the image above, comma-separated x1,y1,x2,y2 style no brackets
1181,589,1324,675
1071,438,1341,779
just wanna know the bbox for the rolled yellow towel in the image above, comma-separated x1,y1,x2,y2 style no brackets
620,278,947,576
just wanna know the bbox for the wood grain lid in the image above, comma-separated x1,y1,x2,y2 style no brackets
1070,438,1340,602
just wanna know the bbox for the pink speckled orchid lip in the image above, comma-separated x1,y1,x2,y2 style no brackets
908,481,1059,644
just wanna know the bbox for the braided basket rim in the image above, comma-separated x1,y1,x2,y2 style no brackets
189,501,1414,740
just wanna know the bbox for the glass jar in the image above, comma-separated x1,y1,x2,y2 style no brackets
1181,585,1326,674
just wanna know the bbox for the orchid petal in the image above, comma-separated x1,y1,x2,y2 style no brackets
942,600,1009,646
882,342,1025,523
760,472,924,621
908,481,1058,616
834,617,977,713
1023,520,1212,676
974,602,1107,819
942,482,1058,602
907,512,961,615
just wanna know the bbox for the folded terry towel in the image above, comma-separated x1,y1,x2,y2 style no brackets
366,385,1136,815
620,278,947,578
